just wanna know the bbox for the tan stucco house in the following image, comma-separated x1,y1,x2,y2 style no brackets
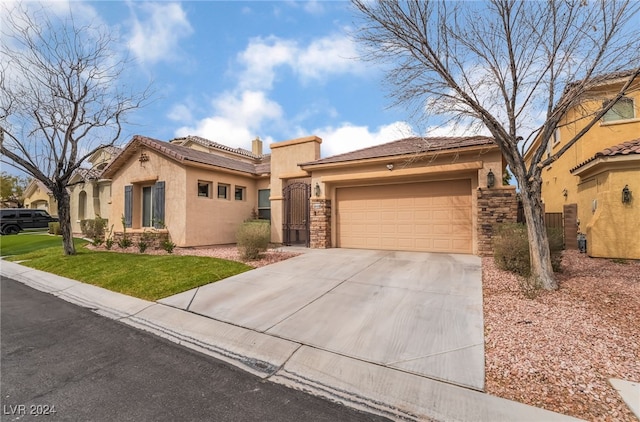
23,180,58,215
102,133,514,255
68,146,121,234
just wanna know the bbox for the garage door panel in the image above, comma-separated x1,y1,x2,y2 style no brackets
337,180,472,253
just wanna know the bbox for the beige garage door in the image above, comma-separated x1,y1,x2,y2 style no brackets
336,180,472,253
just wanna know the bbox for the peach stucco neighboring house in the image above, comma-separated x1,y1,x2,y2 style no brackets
102,133,513,255
101,135,273,247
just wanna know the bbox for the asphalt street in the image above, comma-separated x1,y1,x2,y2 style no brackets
1,276,388,422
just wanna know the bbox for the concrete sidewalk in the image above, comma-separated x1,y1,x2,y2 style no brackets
0,260,582,421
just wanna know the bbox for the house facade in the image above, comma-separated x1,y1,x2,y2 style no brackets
23,180,58,216
103,134,514,255
102,135,273,247
68,146,120,234
525,71,640,259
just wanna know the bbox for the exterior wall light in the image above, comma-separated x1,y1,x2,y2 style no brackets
314,182,321,197
386,163,394,171
622,185,632,204
487,169,495,188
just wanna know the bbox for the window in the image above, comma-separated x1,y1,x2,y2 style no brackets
234,186,246,201
142,186,154,227
258,189,271,220
552,128,560,145
78,190,87,220
217,183,229,199
198,181,212,198
603,97,635,122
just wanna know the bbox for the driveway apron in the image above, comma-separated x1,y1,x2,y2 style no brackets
160,248,484,390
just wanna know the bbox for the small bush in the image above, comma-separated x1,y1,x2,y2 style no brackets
493,223,565,296
48,222,61,235
236,220,270,260
137,231,153,253
118,235,132,249
493,224,531,276
80,217,108,242
105,238,114,250
162,239,176,254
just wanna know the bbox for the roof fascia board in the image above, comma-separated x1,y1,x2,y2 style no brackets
319,161,483,184
571,155,640,178
301,144,497,170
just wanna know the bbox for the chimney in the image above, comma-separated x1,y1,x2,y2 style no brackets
252,136,263,156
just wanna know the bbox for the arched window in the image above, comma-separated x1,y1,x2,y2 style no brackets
78,190,87,220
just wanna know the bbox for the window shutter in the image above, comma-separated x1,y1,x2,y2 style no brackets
124,185,133,228
153,181,165,229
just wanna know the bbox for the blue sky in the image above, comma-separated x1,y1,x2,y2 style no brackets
21,0,437,158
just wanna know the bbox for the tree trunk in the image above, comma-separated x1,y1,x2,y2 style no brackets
54,187,76,256
519,179,557,290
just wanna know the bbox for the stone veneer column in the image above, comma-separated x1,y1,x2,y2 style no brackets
477,187,518,256
310,198,331,249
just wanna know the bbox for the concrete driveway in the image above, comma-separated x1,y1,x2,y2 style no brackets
160,248,485,390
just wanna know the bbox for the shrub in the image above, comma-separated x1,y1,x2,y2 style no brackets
493,223,531,277
236,220,270,260
493,223,564,275
493,223,565,297
137,231,153,253
80,217,107,242
118,236,132,249
162,239,176,254
105,238,114,250
48,222,61,235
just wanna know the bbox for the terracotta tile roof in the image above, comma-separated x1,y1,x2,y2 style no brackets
171,135,264,159
102,135,270,177
301,136,495,166
570,138,640,172
74,167,101,181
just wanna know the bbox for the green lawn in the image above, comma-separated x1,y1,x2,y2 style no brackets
1,235,252,301
0,232,88,256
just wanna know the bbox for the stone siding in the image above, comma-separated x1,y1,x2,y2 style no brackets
310,199,331,249
477,187,518,256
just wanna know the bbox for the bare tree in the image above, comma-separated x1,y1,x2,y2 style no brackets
353,0,640,290
0,4,150,255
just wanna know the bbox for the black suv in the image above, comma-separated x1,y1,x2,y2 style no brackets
0,209,59,235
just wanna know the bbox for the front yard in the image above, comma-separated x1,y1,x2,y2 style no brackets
484,250,640,421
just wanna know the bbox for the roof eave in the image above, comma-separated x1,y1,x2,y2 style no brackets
571,154,640,177
300,143,499,170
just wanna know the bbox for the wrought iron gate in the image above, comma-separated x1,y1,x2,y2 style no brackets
283,181,310,246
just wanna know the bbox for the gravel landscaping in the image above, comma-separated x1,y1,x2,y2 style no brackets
483,250,640,421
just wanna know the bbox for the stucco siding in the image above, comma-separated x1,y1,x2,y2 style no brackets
109,148,188,245
184,169,259,246
577,169,640,259
540,86,640,214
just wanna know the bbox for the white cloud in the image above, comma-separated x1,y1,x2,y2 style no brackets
175,90,283,149
127,2,193,65
237,33,366,90
314,121,415,157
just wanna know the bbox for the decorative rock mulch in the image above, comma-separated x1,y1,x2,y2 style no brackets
483,250,640,421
